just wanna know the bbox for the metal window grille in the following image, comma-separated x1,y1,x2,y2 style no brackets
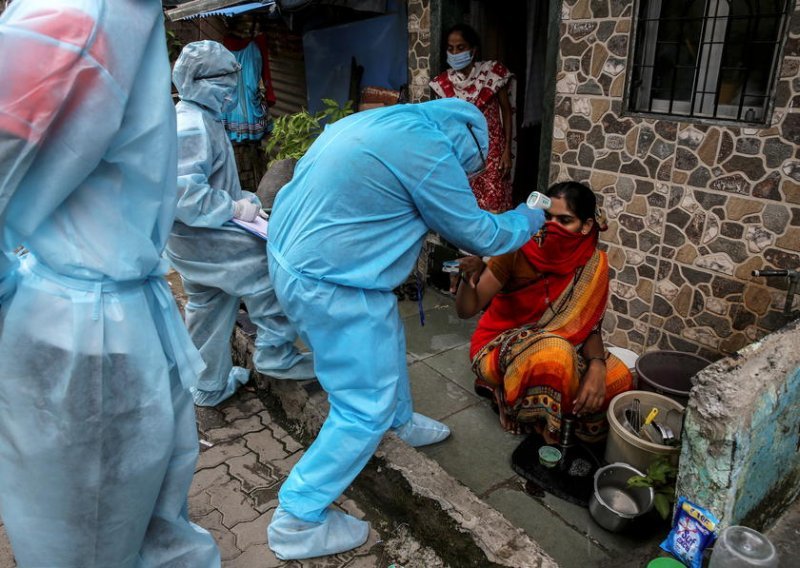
628,0,792,123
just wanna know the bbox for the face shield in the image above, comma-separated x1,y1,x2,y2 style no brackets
173,41,241,113
196,67,241,111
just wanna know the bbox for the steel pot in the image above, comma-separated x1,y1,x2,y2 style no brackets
589,463,654,532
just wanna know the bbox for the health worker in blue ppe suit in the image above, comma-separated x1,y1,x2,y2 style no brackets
166,41,315,408
266,98,546,560
0,2,220,566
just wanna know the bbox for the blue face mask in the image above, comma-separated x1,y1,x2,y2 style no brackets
447,50,474,71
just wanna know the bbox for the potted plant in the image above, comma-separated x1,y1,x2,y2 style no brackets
626,456,678,520
258,98,353,208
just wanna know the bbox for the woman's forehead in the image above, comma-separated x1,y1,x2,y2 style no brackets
448,31,468,45
547,196,574,216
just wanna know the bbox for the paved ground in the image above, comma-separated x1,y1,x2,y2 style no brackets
2,283,797,567
0,387,439,568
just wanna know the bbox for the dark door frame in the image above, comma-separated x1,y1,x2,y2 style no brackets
537,0,562,192
428,0,562,192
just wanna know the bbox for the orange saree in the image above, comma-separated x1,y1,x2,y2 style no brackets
471,225,633,441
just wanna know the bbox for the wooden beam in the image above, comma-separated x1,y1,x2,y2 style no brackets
165,0,244,22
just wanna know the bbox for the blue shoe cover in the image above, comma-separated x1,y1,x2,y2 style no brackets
393,412,451,447
191,366,250,407
267,505,370,560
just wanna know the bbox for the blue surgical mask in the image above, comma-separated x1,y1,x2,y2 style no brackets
447,50,474,71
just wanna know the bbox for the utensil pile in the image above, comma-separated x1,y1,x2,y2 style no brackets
622,399,679,446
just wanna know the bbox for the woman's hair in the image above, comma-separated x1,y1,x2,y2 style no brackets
545,181,597,223
444,24,482,56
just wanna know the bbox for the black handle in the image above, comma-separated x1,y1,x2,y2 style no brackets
752,269,790,277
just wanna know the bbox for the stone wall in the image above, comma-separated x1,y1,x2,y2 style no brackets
408,0,433,102
676,318,800,530
554,0,800,358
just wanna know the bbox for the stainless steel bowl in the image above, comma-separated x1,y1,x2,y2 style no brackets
589,463,654,532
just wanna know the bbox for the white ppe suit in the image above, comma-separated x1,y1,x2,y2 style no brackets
166,41,314,407
0,2,219,566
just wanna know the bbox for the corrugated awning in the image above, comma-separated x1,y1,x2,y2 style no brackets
166,0,385,21
166,0,275,21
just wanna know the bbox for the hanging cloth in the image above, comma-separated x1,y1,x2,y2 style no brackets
221,33,276,142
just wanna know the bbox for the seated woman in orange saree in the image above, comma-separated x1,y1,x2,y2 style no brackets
455,182,633,443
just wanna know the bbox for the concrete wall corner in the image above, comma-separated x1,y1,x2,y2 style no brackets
676,318,800,531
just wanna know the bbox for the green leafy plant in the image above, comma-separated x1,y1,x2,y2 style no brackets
265,98,353,165
627,456,678,520
165,29,183,63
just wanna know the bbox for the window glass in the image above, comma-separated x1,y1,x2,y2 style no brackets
628,0,791,123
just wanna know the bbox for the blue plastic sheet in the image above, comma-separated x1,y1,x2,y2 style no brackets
302,0,407,113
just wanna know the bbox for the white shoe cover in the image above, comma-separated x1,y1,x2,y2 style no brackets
394,412,451,447
267,505,370,560
190,366,250,407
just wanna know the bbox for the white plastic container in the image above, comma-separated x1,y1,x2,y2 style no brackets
709,526,778,567
605,390,684,472
526,191,552,210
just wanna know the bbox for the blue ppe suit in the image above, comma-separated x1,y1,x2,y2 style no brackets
266,98,539,558
166,41,314,407
0,2,219,566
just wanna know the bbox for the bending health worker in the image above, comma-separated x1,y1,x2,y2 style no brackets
265,98,546,560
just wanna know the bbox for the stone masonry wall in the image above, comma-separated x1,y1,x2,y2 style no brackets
408,0,433,102
555,0,800,359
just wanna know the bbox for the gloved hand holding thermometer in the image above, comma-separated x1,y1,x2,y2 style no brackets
513,191,551,235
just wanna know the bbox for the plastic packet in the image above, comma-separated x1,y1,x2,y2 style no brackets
442,260,460,273
660,497,720,568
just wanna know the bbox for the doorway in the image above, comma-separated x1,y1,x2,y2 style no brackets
438,0,560,205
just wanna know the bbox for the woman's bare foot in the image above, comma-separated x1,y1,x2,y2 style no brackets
494,389,527,434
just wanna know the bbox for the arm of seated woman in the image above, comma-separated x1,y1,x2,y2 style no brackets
454,256,504,319
573,332,607,416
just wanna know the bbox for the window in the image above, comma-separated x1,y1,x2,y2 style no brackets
628,0,792,123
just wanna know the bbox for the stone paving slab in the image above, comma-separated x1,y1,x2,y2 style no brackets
0,388,442,567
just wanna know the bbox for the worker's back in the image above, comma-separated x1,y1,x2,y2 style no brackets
269,98,508,291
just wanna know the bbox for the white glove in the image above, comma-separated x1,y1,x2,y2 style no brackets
233,198,260,222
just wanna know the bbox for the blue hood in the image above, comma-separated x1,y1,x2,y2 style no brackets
172,40,240,114
416,98,488,176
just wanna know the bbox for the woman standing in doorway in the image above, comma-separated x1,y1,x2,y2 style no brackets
430,24,515,212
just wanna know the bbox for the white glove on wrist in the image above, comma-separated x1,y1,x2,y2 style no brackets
233,198,260,222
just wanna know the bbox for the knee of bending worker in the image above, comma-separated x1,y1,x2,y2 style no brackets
327,394,397,433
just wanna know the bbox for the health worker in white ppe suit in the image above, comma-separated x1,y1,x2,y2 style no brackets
266,98,546,560
0,1,219,566
166,41,315,407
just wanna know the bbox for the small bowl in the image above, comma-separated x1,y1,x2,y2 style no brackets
538,445,562,468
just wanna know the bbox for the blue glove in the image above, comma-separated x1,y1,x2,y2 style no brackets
514,203,546,235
